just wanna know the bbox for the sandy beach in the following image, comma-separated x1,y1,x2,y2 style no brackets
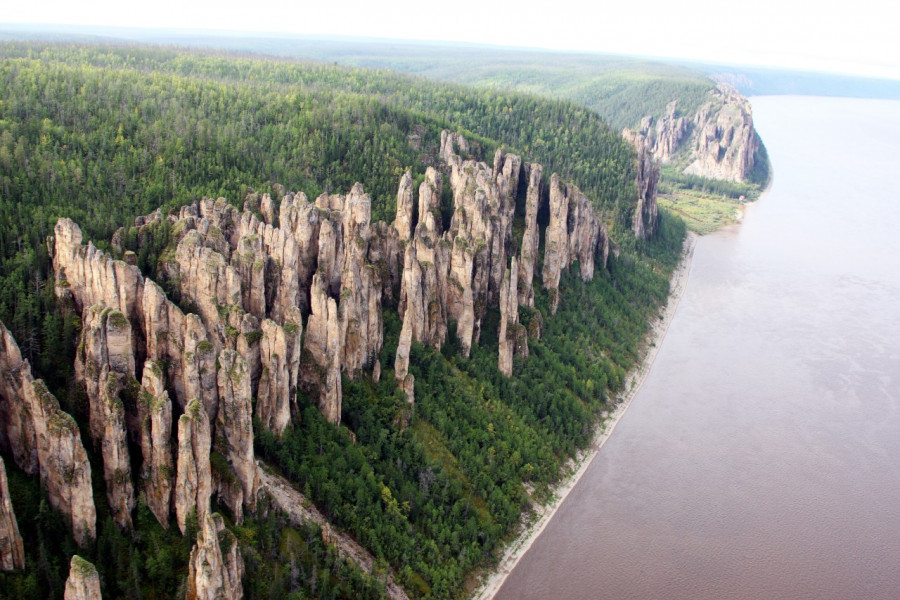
471,231,698,600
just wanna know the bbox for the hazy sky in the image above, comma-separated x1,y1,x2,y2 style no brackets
5,0,900,79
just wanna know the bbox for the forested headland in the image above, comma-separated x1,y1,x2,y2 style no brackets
0,41,685,599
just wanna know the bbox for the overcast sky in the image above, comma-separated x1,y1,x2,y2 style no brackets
5,0,900,79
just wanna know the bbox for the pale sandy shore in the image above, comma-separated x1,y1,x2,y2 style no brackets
471,231,698,600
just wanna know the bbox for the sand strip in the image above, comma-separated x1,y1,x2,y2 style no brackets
472,231,698,600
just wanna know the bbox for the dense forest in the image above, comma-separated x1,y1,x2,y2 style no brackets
0,41,685,599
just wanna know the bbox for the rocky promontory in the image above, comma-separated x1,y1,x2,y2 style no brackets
629,84,761,183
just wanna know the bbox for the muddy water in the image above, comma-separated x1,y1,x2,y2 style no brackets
494,96,900,599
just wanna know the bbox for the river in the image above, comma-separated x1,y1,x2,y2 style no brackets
494,95,900,599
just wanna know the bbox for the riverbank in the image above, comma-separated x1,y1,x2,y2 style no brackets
471,231,698,600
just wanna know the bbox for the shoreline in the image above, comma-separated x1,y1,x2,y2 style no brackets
471,231,698,600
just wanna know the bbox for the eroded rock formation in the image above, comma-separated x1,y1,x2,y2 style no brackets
175,399,212,535
517,163,543,308
302,273,343,423
137,361,173,529
0,321,95,547
623,129,660,240
256,314,302,436
498,258,525,377
0,324,38,476
684,85,758,183
64,556,102,600
75,305,135,529
31,378,96,547
215,350,257,520
187,512,244,600
630,85,758,184
0,456,24,571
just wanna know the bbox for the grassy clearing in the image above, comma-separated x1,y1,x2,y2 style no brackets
658,189,746,234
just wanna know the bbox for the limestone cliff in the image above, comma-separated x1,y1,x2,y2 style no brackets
30,378,96,547
53,218,144,321
541,175,609,312
0,321,96,547
186,512,244,600
0,323,38,476
64,556,102,600
137,361,173,529
393,170,415,242
517,163,543,308
623,129,661,240
256,315,302,436
214,350,257,520
75,305,136,529
684,85,759,183
175,399,212,535
302,274,343,423
0,456,24,571
394,168,449,402
631,84,759,184
498,258,526,377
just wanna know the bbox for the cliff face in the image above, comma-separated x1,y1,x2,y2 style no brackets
138,361,173,529
186,512,243,600
64,556,102,600
214,350,257,520
517,163,543,308
75,305,136,529
35,126,635,594
0,456,25,571
623,129,661,240
683,86,758,183
0,320,96,547
541,175,610,312
175,399,212,535
631,84,759,184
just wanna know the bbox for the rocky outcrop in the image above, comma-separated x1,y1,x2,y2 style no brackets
541,175,571,314
623,129,660,240
0,322,96,547
498,258,526,377
64,556,101,600
175,399,212,535
215,350,257,520
234,211,302,325
517,163,543,308
0,323,38,476
444,143,520,350
339,184,384,378
256,314,302,437
684,85,758,183
567,187,607,281
0,456,24,571
301,274,343,424
53,218,144,321
75,306,136,529
279,192,321,315
631,85,758,184
541,174,609,311
30,378,96,547
646,101,690,162
187,512,243,600
140,280,218,418
137,361,173,529
173,229,243,346
395,168,448,392
393,171,415,242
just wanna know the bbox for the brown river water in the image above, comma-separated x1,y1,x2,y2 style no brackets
494,96,900,599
